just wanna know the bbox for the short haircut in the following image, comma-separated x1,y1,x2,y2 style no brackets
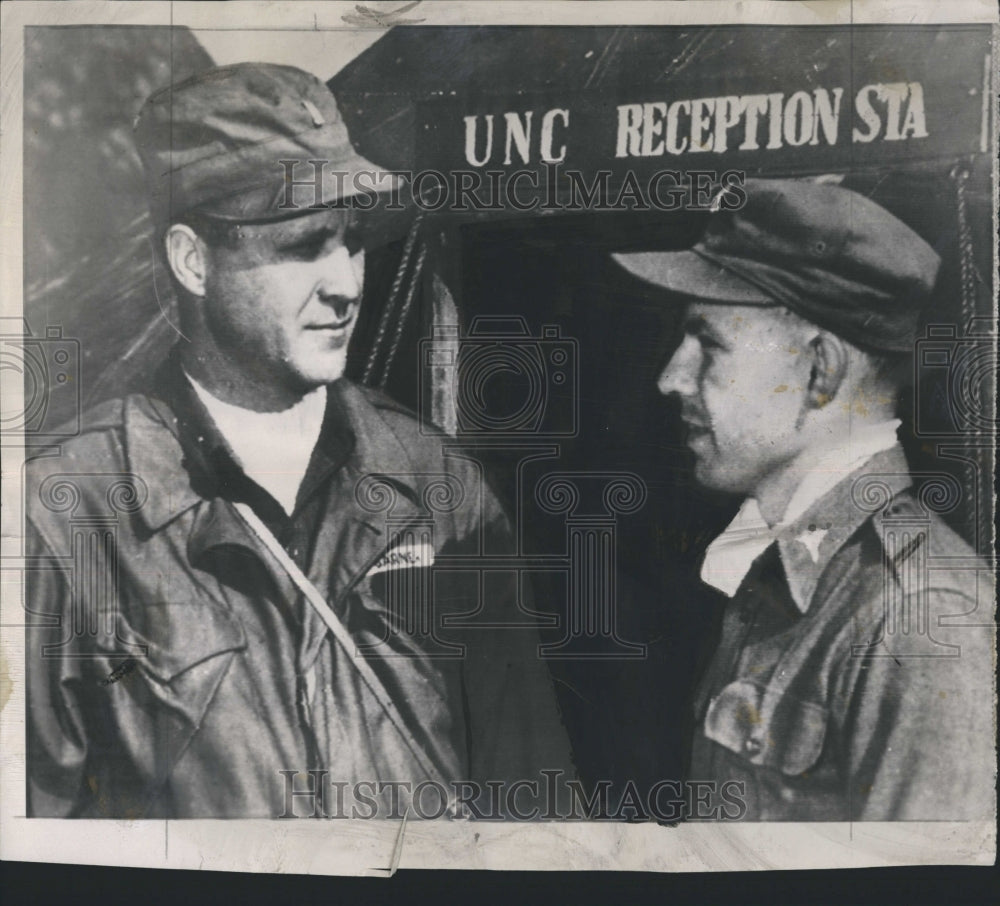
170,212,242,251
859,345,913,416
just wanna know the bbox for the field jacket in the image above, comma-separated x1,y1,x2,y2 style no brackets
26,359,574,818
689,447,996,821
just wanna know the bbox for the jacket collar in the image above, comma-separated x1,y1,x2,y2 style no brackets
124,351,423,535
124,391,203,532
776,445,913,614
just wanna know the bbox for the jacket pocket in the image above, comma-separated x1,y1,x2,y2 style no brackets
92,599,247,684
703,679,828,776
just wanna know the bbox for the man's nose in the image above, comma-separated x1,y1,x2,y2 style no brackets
318,244,362,302
657,336,699,397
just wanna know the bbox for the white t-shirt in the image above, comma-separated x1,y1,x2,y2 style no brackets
185,372,328,515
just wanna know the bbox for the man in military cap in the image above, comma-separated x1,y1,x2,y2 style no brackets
614,178,995,821
26,63,573,818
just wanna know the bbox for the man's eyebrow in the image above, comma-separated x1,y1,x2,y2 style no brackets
276,223,339,250
682,314,729,346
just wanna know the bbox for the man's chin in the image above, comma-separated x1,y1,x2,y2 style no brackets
693,459,746,496
693,461,719,490
291,352,350,388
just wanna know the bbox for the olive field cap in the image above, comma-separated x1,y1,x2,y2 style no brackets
134,62,395,226
612,179,941,353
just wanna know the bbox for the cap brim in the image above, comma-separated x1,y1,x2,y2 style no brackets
192,152,403,224
331,165,402,202
612,250,777,306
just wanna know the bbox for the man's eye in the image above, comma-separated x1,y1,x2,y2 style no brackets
285,223,358,260
284,235,331,260
343,226,364,257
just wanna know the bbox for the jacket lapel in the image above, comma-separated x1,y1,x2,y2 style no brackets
296,382,427,667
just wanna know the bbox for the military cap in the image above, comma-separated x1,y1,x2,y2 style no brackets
613,178,941,353
134,62,392,226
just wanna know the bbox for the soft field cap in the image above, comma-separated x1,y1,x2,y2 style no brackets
613,179,941,353
134,62,394,225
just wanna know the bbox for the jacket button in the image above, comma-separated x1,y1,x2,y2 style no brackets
744,737,762,756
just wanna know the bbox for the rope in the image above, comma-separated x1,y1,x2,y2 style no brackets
361,211,426,386
376,239,430,390
950,164,986,550
951,164,977,328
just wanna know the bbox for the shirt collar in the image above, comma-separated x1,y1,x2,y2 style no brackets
124,348,357,531
699,496,774,599
700,421,908,612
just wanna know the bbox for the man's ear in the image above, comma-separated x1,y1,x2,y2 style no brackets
165,224,208,297
805,330,849,409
